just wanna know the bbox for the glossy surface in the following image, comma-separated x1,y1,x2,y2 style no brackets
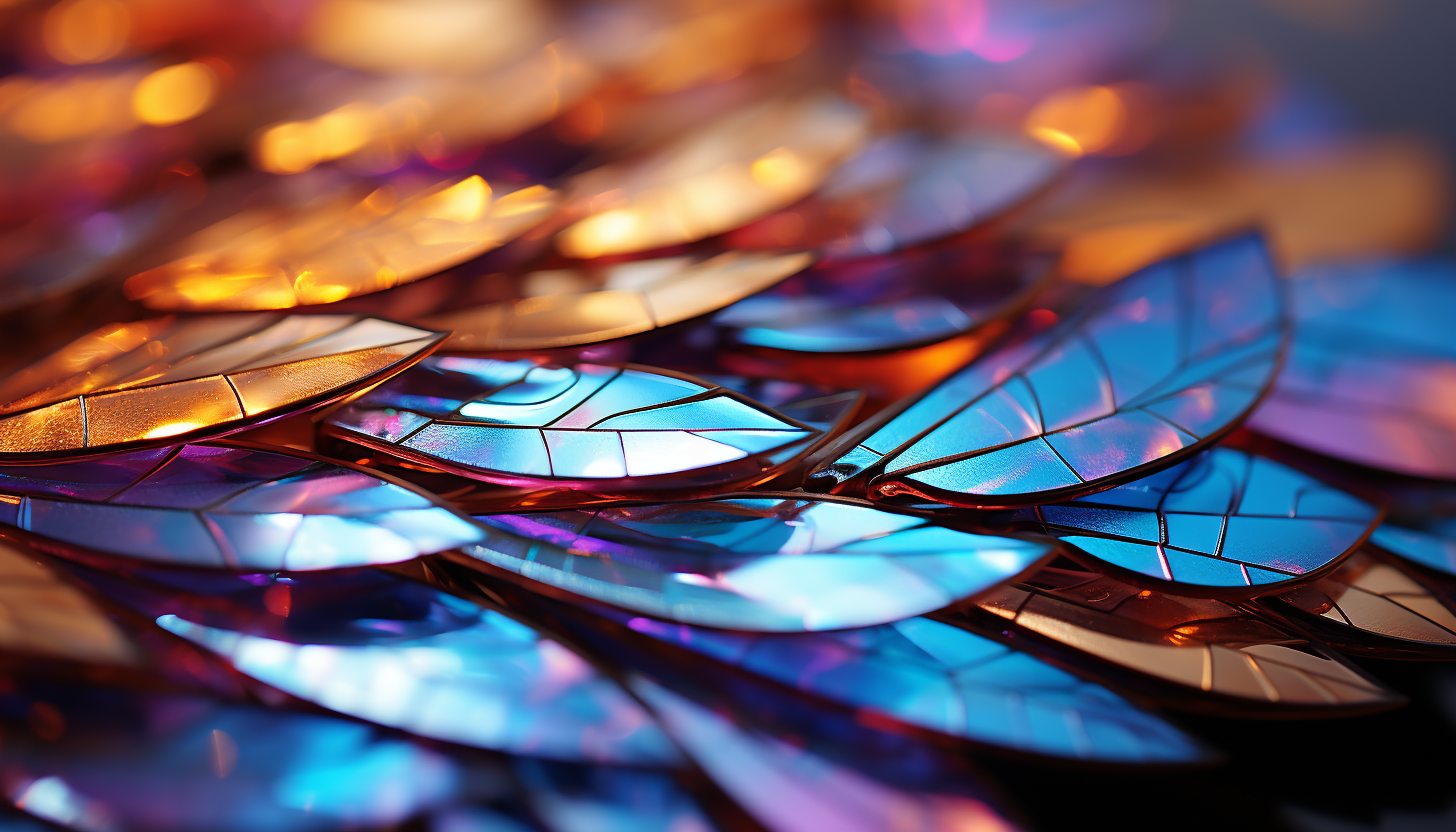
0,539,137,665
632,679,1022,832
624,614,1206,763
0,315,444,458
557,94,869,258
462,496,1051,631
0,685,462,832
125,177,556,311
0,443,481,570
326,357,855,493
714,243,1046,354
1248,259,1456,479
513,759,720,832
158,595,678,764
427,251,814,351
1371,524,1456,576
814,234,1284,507
1269,551,1456,657
973,565,1396,710
1020,448,1379,593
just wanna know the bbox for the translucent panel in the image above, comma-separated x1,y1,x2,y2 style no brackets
326,357,854,496
1263,551,1456,659
1022,449,1379,594
632,679,1022,832
556,95,868,258
461,496,1051,631
0,539,138,666
1248,259,1456,479
0,683,462,832
811,235,1283,507
513,759,720,832
1371,524,1456,576
159,601,679,764
970,563,1397,711
427,252,813,351
0,443,481,570
0,315,444,458
125,176,557,311
626,618,1206,763
714,239,1046,354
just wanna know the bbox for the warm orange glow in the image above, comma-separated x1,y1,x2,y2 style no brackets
1025,85,1127,156
6,72,139,143
43,0,131,65
308,0,545,73
1059,218,1212,285
132,62,218,125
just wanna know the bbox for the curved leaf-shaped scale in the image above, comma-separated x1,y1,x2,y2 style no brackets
0,314,444,459
124,175,557,311
1370,524,1456,576
324,357,858,495
0,539,138,666
731,132,1069,260
623,614,1206,763
0,684,463,832
712,241,1050,354
512,759,722,832
556,94,869,258
1015,448,1380,595
1247,259,1456,479
809,234,1284,507
0,442,482,571
425,251,814,352
1257,550,1456,659
631,679,1023,832
967,563,1397,713
456,495,1051,632
157,597,679,765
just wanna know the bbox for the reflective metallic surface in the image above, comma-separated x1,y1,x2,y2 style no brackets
0,443,481,570
814,234,1284,507
972,564,1397,711
326,357,857,494
0,539,137,665
1249,259,1456,479
0,315,444,458
460,496,1052,631
1019,448,1380,593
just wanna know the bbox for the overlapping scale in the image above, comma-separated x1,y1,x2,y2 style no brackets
325,357,857,495
968,564,1397,712
810,234,1284,507
631,678,1023,832
0,315,444,458
1259,551,1456,659
426,251,814,351
0,443,482,570
555,94,870,258
1247,259,1456,479
1371,524,1456,576
455,496,1051,631
732,132,1068,259
156,584,678,764
0,539,137,666
0,683,463,832
124,176,557,311
622,613,1206,763
1009,448,1379,593
712,242,1048,354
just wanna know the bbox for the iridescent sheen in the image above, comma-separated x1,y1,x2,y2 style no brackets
1,685,461,832
971,565,1397,710
512,759,720,832
1015,448,1379,592
623,614,1206,763
462,496,1051,631
326,357,855,493
1263,551,1456,658
631,679,1023,832
713,242,1046,353
1248,259,1456,479
812,234,1284,507
1371,524,1456,576
0,443,482,570
157,596,678,764
0,315,444,458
